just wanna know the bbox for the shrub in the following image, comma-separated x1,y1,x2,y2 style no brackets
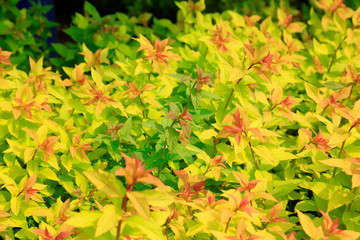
0,0,360,239
0,0,57,70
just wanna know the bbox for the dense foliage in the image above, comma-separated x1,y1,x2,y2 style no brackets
1,0,360,239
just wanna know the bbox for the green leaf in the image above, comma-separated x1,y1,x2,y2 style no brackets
182,122,192,140
191,91,202,110
328,189,353,212
61,155,73,172
52,43,75,60
75,171,89,196
295,200,318,212
83,170,125,198
322,81,345,90
63,27,85,43
343,211,360,231
167,73,193,83
165,127,178,152
120,117,132,136
300,181,334,200
38,167,59,181
84,1,101,19
74,12,89,29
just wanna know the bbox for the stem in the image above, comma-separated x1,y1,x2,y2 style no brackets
349,84,354,100
203,165,210,176
157,119,178,177
262,222,269,230
116,220,122,240
187,206,193,218
138,95,146,118
222,88,235,116
186,80,198,109
347,187,358,211
16,190,23,197
165,217,170,240
270,103,279,111
212,138,218,158
224,216,232,233
327,35,347,73
333,124,354,177
117,134,121,147
31,149,38,162
298,145,306,154
320,105,328,116
298,75,318,87
116,192,129,240
338,140,346,159
221,63,254,116
248,140,259,169
333,139,346,177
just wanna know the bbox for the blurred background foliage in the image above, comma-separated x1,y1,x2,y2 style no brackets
54,0,360,24
2,0,360,70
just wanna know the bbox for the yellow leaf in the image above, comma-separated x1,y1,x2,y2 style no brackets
127,191,150,220
66,211,101,228
243,43,255,60
352,168,360,188
141,83,156,92
112,101,127,117
83,170,125,198
95,205,119,237
37,125,48,142
29,208,54,218
24,148,36,164
95,102,106,117
143,96,162,109
253,145,275,166
169,222,187,240
141,189,174,207
124,214,166,240
11,197,21,216
305,82,322,104
47,155,59,170
328,128,350,147
211,166,222,180
24,129,39,142
320,158,352,175
199,129,217,141
352,99,360,119
296,210,323,239
333,86,351,101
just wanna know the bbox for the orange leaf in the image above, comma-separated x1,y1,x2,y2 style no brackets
248,128,264,142
12,107,22,120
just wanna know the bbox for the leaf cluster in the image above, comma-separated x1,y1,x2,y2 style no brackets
0,0,360,239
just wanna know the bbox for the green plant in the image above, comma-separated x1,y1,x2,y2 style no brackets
0,0,360,239
0,0,57,70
